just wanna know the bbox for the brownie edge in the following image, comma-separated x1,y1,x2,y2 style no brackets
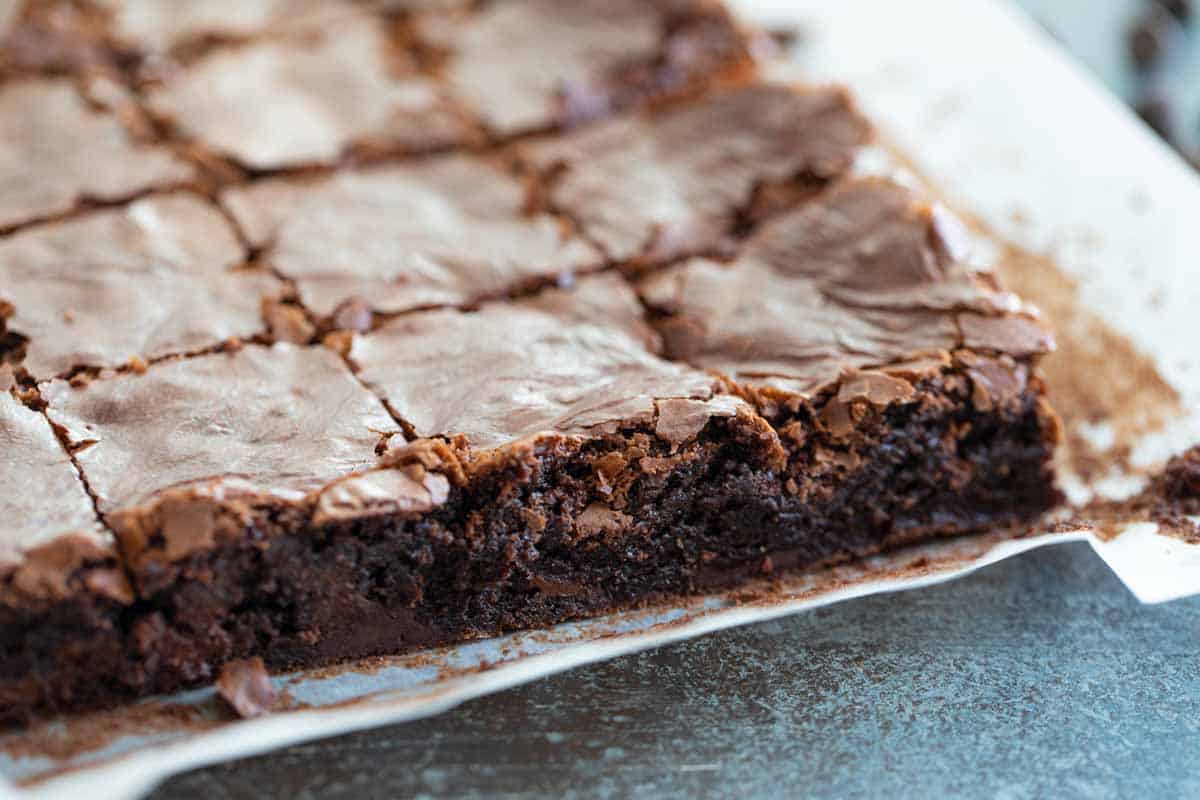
1,360,1058,721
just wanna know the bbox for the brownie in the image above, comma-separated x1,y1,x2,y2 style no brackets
0,0,1062,723
0,392,112,585
0,391,134,718
0,77,193,230
636,178,1054,392
0,181,1058,718
416,0,754,136
9,0,753,172
348,273,729,448
216,86,865,321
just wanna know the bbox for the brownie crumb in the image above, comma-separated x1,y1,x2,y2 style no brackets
1080,445,1200,542
216,657,278,719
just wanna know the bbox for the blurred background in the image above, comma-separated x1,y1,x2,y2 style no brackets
1014,0,1199,167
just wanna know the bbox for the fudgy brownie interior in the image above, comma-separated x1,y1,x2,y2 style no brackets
0,0,1060,722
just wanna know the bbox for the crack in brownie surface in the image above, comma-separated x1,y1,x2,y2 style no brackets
43,344,399,518
220,155,603,318
519,84,872,264
349,273,735,449
0,391,135,720
638,177,1053,397
2,204,1058,720
0,77,193,230
217,86,870,323
0,392,111,596
416,0,752,137
144,14,471,171
0,193,282,380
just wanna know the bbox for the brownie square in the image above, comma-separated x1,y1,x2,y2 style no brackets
44,343,398,518
220,155,602,318
520,85,872,263
0,78,193,229
0,194,282,380
0,391,132,718
0,392,108,591
349,273,729,448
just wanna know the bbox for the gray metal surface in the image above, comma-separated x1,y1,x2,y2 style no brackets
151,542,1200,799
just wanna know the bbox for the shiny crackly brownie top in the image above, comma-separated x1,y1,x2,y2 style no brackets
0,0,1052,599
10,169,1051,585
638,178,1053,397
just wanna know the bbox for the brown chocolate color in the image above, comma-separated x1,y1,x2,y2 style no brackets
0,392,109,592
44,344,398,514
350,274,730,450
216,657,277,719
1,179,1059,719
145,15,470,170
638,178,1052,398
419,0,753,137
221,156,602,317
520,84,871,263
0,78,193,230
0,193,280,380
0,1,1061,724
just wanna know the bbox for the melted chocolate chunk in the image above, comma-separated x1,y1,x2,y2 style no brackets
216,657,278,719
